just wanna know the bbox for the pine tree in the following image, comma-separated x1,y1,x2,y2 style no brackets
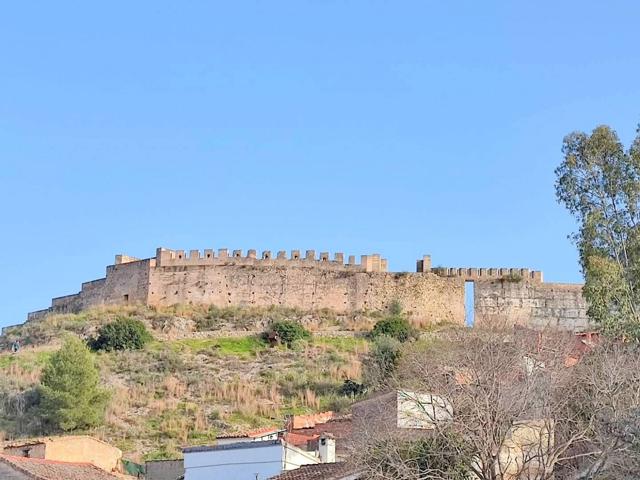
39,336,110,431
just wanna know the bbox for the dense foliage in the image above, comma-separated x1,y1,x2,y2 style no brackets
371,315,415,342
555,124,640,340
339,379,366,397
39,337,110,431
363,335,402,387
90,317,152,351
268,320,311,347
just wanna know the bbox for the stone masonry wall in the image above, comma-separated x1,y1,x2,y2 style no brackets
28,259,153,320
22,248,591,333
147,266,464,325
474,280,589,331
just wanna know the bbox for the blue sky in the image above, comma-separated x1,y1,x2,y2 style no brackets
1,1,639,327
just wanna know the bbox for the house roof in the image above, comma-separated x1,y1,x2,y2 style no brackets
269,462,361,480
0,454,120,480
183,439,281,454
216,426,284,440
2,435,121,452
287,411,335,430
286,417,353,452
283,432,317,448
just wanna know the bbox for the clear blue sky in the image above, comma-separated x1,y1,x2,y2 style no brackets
1,1,639,328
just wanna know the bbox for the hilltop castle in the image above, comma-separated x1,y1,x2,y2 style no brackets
26,247,589,331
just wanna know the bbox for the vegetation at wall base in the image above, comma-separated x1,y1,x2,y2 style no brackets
267,320,311,347
90,317,152,351
370,310,416,343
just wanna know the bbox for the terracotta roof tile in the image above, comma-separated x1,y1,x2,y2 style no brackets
246,426,283,438
288,412,334,430
216,426,283,439
283,432,317,447
0,454,120,480
289,418,353,453
269,462,360,480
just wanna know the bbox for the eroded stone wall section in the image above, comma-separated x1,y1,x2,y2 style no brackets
474,280,589,331
27,258,154,321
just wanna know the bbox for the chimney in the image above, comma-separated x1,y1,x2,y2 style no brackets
318,434,335,463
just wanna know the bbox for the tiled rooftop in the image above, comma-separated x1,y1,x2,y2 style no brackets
287,417,353,453
287,411,335,430
269,462,360,480
183,439,281,453
216,425,284,439
0,454,120,480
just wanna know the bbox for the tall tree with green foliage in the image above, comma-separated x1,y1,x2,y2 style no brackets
39,336,110,431
555,124,640,339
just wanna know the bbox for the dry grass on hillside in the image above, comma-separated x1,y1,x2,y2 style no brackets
0,305,373,461
2,304,386,348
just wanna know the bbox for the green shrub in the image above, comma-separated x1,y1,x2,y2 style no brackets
371,315,415,343
39,337,110,431
339,379,366,397
90,317,152,351
364,335,403,387
267,320,311,347
323,395,353,413
504,272,523,283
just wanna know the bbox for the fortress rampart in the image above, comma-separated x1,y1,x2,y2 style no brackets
22,247,590,332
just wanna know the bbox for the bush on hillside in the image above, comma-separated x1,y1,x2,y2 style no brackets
371,315,415,343
363,335,403,387
90,317,152,351
39,336,110,431
339,379,366,397
267,320,311,347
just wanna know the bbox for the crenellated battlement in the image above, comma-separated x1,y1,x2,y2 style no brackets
432,267,543,282
155,247,388,272
21,247,588,333
416,255,543,282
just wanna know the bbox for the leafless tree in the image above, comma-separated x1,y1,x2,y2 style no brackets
352,328,640,480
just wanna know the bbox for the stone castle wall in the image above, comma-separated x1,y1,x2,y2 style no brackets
27,258,153,322
419,254,589,331
22,247,590,332
148,265,465,324
473,280,588,331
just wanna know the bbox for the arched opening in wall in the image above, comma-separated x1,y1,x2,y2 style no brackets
465,281,475,327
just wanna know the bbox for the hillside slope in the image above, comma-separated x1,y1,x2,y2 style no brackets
0,305,373,461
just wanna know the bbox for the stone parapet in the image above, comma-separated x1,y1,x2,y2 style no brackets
155,247,388,272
